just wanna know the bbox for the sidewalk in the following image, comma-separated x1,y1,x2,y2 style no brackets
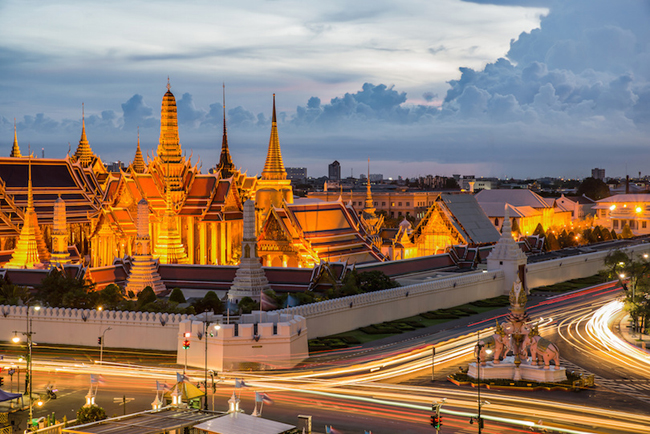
618,313,650,354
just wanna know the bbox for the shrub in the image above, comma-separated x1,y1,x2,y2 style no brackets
169,288,186,304
76,405,106,424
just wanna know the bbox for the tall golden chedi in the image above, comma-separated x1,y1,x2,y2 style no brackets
255,94,293,227
153,172,189,264
5,159,50,268
156,79,185,202
360,159,384,249
73,104,95,167
10,119,22,158
125,198,166,295
50,195,71,264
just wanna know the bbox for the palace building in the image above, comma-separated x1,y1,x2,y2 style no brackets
0,80,507,288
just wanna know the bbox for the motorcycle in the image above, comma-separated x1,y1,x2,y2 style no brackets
46,386,57,400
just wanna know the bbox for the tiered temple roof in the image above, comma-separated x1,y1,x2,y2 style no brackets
10,119,21,158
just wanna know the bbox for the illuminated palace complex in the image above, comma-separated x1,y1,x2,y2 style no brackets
0,80,507,283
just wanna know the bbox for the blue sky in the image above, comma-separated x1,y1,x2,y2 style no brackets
1,0,649,179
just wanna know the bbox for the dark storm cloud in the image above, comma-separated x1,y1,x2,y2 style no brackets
121,94,157,131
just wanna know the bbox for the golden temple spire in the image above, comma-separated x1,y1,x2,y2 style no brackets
5,157,50,269
74,103,95,167
157,78,182,168
364,158,376,215
261,93,287,181
153,160,189,265
131,127,146,174
10,118,22,158
216,83,235,178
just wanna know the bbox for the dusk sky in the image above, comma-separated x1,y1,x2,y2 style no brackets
2,0,649,180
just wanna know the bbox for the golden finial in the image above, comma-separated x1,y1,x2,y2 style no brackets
167,76,171,92
529,323,540,337
272,93,277,124
495,319,506,336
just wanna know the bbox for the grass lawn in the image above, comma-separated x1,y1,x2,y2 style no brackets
308,295,511,353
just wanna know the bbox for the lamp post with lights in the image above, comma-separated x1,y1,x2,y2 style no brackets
11,304,42,430
202,311,221,410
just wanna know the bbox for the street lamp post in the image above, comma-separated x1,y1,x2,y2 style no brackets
202,311,221,411
99,327,112,363
12,304,41,430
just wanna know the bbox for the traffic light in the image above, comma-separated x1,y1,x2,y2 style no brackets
98,337,102,345
0,377,4,387
430,415,437,427
182,339,190,349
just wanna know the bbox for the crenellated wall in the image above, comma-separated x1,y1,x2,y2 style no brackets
0,305,187,351
276,269,505,338
176,311,308,371
526,243,650,288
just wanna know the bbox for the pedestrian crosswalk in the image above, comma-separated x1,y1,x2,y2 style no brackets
561,358,650,405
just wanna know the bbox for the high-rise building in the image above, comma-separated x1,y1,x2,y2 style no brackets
591,168,605,180
328,160,341,181
286,167,307,183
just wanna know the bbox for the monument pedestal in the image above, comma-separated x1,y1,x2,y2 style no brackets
467,356,567,383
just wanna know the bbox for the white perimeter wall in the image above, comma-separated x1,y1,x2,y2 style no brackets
276,270,505,339
526,243,650,289
0,306,187,351
177,312,308,371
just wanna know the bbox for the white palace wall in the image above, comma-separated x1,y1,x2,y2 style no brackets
0,305,186,352
526,243,650,288
276,270,505,339
176,312,308,371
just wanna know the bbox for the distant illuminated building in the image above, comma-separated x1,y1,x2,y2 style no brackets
591,168,606,181
286,167,307,183
328,160,341,181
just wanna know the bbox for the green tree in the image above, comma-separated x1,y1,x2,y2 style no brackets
610,228,618,240
0,278,32,306
576,177,611,200
136,286,157,309
545,232,560,251
37,268,96,308
192,291,223,314
358,270,400,292
96,284,125,310
444,177,459,189
592,226,603,243
510,218,520,235
621,224,634,239
601,227,612,241
238,296,259,314
532,223,545,237
169,288,186,304
76,405,106,424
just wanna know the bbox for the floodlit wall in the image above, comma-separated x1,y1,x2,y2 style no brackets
0,306,186,351
276,270,505,338
177,312,308,371
526,243,650,288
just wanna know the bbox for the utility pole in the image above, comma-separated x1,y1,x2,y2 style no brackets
431,346,436,382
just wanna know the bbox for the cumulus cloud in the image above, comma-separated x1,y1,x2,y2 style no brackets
440,0,650,132
121,94,157,132
176,92,206,125
292,83,438,126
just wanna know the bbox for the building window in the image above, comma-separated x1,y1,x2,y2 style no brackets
374,202,377,206
391,202,395,206
613,220,619,229
391,212,395,217
398,202,402,206
406,202,410,206
382,202,386,206
630,220,635,229
600,210,606,217
643,221,647,229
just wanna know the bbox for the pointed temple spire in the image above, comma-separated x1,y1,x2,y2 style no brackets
157,79,182,166
153,161,189,265
50,195,71,265
261,94,287,181
131,127,146,173
10,118,22,158
74,103,95,167
228,199,271,304
5,158,50,268
364,158,376,215
216,83,235,178
126,198,166,295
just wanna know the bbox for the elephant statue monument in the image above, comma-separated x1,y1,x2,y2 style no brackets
523,324,560,370
474,320,510,365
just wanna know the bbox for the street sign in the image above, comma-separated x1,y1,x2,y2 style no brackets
114,395,135,416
